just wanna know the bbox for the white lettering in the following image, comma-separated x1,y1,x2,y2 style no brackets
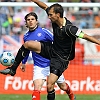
71,80,79,91
4,76,13,90
28,80,34,90
13,77,22,90
95,80,100,91
86,77,94,91
22,80,29,90
4,76,100,93
80,80,86,91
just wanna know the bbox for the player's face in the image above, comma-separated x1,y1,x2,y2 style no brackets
48,7,59,23
26,15,38,30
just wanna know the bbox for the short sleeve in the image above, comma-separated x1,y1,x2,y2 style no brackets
69,26,78,35
66,25,82,37
46,7,50,15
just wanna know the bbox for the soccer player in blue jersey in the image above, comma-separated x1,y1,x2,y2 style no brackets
18,12,75,100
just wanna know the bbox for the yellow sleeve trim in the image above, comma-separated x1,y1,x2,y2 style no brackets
79,32,84,38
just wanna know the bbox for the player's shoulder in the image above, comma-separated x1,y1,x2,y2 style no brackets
65,17,72,25
24,31,29,37
42,28,53,35
42,28,50,32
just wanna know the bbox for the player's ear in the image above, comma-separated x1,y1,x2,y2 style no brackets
57,13,60,18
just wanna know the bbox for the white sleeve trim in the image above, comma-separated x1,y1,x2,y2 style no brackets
76,29,82,37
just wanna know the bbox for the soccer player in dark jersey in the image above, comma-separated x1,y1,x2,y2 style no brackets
1,1,100,100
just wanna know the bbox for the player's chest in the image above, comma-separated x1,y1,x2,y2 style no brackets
54,27,67,39
24,32,45,41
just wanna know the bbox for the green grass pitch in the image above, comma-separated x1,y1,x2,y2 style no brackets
0,94,100,100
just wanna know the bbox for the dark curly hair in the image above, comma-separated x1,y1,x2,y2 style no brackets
24,12,38,21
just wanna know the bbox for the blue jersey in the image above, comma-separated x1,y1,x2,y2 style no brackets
22,26,53,68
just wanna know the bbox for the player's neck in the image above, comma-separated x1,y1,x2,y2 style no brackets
29,25,38,31
57,17,66,28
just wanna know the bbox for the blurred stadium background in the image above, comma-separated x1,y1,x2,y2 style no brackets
0,0,100,100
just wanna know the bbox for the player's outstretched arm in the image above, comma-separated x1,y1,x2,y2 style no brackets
83,33,100,45
31,0,48,10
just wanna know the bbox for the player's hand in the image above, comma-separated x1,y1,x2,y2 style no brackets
20,64,26,72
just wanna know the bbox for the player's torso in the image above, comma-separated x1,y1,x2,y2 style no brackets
52,19,76,60
24,26,51,68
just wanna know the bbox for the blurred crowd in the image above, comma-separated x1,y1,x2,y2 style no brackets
1,0,100,2
0,0,100,2
0,0,100,36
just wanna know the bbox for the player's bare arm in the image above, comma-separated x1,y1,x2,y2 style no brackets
31,0,48,10
83,33,100,45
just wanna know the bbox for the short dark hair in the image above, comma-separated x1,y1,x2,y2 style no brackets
24,12,38,21
49,3,64,18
